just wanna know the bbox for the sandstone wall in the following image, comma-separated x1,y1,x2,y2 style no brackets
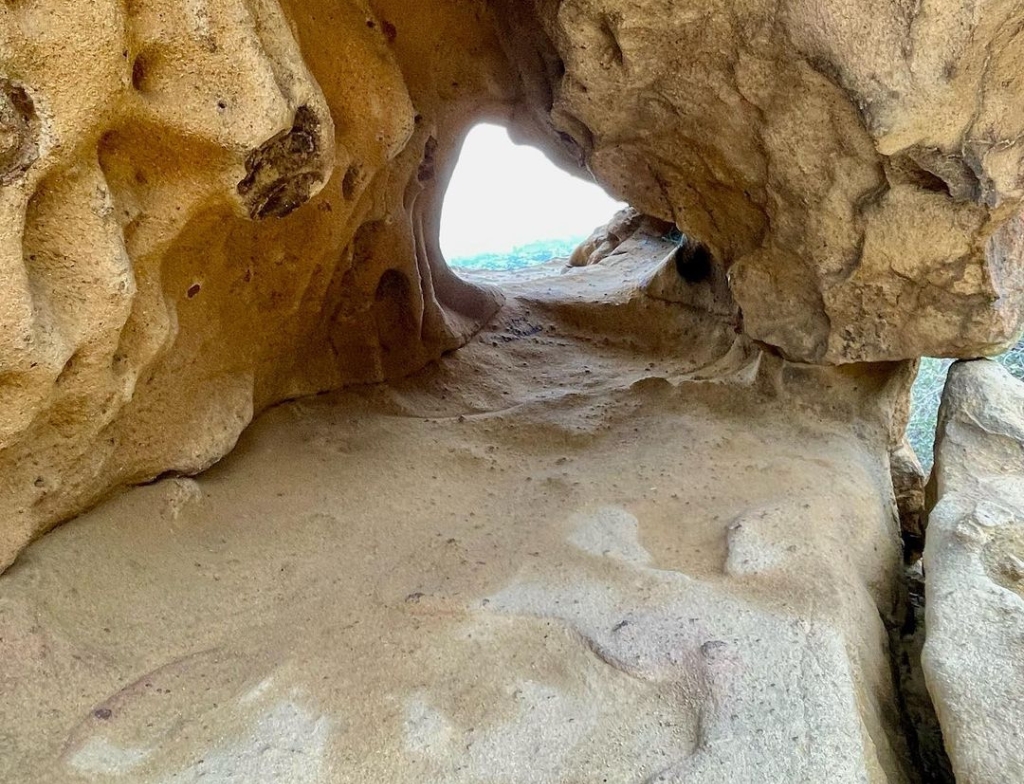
0,0,512,570
490,0,1024,363
4,0,1024,574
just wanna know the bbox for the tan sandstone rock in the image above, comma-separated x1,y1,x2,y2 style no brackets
490,0,1024,364
923,359,1024,783
0,250,916,783
0,0,514,571
2,3,1023,775
568,206,672,267
4,0,1024,574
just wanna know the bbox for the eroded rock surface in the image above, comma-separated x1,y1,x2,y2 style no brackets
923,360,1024,783
0,1,514,571
5,0,1024,573
0,252,915,783
892,439,927,560
569,206,672,267
491,0,1024,363
3,4,1024,775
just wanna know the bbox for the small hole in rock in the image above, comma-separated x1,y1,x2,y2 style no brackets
131,53,152,92
375,268,410,303
418,137,438,183
342,164,361,200
674,237,713,284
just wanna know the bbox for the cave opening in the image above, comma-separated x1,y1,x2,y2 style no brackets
439,123,625,272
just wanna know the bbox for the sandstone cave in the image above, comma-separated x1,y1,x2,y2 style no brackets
2,2,1024,782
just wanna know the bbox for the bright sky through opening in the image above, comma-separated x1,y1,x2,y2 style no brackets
439,124,626,261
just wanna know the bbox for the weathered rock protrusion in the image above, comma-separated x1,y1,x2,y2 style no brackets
0,79,39,184
237,106,329,219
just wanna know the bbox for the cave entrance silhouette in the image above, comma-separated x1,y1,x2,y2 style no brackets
439,123,625,272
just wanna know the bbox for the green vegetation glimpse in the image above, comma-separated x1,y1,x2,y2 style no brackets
908,341,1024,471
449,237,586,272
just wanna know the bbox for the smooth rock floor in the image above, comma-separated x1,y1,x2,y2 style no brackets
1,259,912,783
